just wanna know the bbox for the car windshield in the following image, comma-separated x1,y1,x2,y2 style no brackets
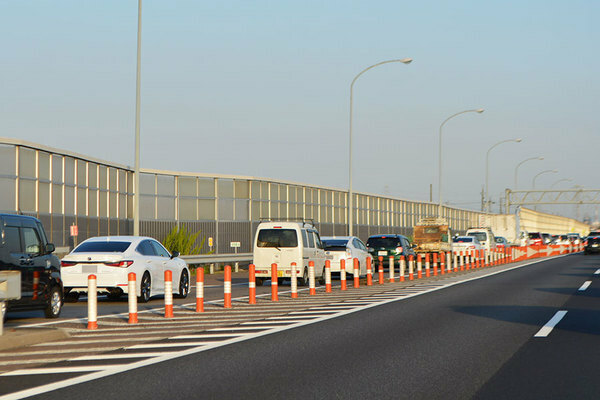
367,237,400,249
468,232,487,242
529,233,541,239
73,241,131,253
453,237,473,243
322,239,348,251
257,229,298,248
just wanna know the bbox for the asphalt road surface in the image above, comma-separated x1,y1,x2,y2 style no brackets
5,253,600,399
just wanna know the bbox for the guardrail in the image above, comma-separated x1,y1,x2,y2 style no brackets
180,253,253,274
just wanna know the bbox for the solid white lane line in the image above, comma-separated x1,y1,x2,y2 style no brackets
70,353,166,361
1,366,113,376
170,334,243,339
594,269,600,275
579,281,592,291
534,310,568,338
126,342,209,349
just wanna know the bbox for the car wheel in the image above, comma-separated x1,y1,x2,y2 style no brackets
300,268,309,286
107,288,124,300
138,272,151,303
44,286,62,319
318,267,325,285
176,269,189,299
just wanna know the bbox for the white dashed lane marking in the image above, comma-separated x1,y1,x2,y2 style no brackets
534,310,568,338
578,281,592,291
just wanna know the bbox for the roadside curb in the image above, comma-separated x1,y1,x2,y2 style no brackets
0,328,70,352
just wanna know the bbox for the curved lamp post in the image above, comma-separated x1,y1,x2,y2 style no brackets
532,169,558,189
438,108,484,216
348,58,412,236
485,138,522,212
550,178,573,188
514,156,543,190
134,0,142,236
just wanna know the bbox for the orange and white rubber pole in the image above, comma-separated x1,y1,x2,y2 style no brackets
128,272,137,324
224,265,232,309
433,253,438,276
389,256,396,283
459,251,464,271
440,252,446,275
425,253,431,277
248,264,256,305
399,256,405,282
271,263,279,301
308,261,316,295
87,274,98,330
378,256,384,284
366,257,373,286
353,258,360,288
409,255,414,280
196,267,205,312
291,262,298,298
340,259,347,291
417,254,423,279
446,252,452,274
325,260,332,293
164,270,174,318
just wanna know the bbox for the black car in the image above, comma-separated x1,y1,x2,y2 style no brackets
0,214,63,320
584,234,600,255
366,234,416,268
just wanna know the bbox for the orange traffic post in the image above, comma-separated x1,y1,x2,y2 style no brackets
353,258,360,288
409,255,414,280
389,256,396,283
248,264,256,305
459,251,464,271
308,261,316,295
291,262,298,298
453,252,458,272
425,253,431,277
378,256,384,284
440,252,446,275
340,259,347,291
325,260,332,293
271,263,279,301
399,256,405,282
366,257,373,286
417,254,423,279
87,274,98,330
224,265,232,308
128,272,138,324
196,267,205,312
433,253,438,276
164,270,174,318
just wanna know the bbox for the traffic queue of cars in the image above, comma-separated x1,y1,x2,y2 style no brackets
3,213,597,322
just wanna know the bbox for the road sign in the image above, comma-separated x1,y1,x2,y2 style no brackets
230,242,241,248
70,225,79,237
208,237,213,247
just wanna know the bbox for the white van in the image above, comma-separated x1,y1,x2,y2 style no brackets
253,221,326,286
466,227,495,251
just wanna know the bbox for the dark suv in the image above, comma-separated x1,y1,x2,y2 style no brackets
584,234,600,255
0,214,63,319
366,234,415,268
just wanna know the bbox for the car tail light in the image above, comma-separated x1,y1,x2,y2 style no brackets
60,261,77,267
104,260,134,268
395,247,403,254
468,245,475,249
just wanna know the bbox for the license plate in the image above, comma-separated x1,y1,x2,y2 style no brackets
378,251,387,256
82,265,97,274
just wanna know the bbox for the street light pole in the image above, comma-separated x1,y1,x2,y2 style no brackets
485,138,522,212
532,169,558,189
133,0,142,236
550,178,573,188
348,58,412,236
514,156,543,190
438,108,484,216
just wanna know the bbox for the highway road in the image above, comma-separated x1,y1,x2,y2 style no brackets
1,253,599,399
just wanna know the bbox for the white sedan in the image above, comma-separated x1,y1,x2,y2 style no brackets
321,236,371,277
452,236,483,254
61,236,189,302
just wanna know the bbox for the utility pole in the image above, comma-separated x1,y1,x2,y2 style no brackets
480,186,485,212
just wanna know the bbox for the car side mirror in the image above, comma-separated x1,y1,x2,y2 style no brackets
171,251,180,259
46,243,55,254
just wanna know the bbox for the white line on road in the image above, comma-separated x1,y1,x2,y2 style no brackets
534,310,568,338
579,281,592,291
126,342,210,349
1,366,113,376
70,353,166,361
594,269,600,275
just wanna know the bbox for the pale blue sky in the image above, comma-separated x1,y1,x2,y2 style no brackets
1,1,598,219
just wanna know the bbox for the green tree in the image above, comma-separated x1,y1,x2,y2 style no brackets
162,226,207,255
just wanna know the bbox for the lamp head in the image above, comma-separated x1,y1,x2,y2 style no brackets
538,157,544,160
515,138,522,143
476,108,485,113
401,58,413,64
